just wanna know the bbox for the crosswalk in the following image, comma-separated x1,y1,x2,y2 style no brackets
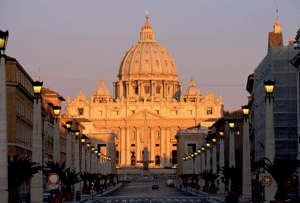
94,198,216,203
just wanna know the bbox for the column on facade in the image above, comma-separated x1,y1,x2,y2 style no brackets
241,114,252,202
198,151,201,174
218,138,225,195
126,128,131,166
120,128,126,165
91,151,94,174
150,128,155,167
201,150,206,186
87,148,91,173
166,128,170,166
53,119,60,162
160,128,166,167
94,152,97,173
229,130,235,168
212,143,217,174
136,129,141,166
31,96,43,203
81,144,86,172
206,147,211,171
66,131,72,170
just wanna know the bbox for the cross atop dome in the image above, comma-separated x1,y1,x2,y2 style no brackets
139,13,156,42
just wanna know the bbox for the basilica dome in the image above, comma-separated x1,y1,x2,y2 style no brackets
92,78,111,97
117,15,178,81
183,78,201,96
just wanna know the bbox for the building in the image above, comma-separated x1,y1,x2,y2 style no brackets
63,15,224,169
254,19,299,161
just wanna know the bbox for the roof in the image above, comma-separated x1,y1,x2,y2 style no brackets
290,51,300,67
42,87,65,101
210,109,243,128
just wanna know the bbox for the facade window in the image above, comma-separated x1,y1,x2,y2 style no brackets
131,110,135,115
145,86,150,94
188,110,192,115
131,144,135,147
78,108,84,115
112,111,118,116
155,155,160,165
172,150,177,165
207,107,213,115
155,110,159,115
98,111,102,116
171,110,177,115
155,144,159,147
131,132,135,140
173,144,177,146
156,131,159,140
156,86,161,94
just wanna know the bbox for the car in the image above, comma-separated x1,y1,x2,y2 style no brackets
152,184,159,190
43,189,52,202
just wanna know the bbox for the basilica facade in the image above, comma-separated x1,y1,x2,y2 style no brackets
63,15,224,168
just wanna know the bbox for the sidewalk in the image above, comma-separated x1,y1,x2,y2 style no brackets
175,183,226,203
65,183,123,203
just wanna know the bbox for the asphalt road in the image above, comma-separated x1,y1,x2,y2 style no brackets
93,178,215,203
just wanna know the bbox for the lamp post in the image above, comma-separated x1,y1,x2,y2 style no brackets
86,142,91,173
212,137,217,190
31,80,43,203
264,80,277,202
183,157,186,175
0,29,8,202
197,149,201,174
94,150,98,174
65,121,73,170
91,146,95,174
229,121,235,168
240,105,252,203
218,130,225,195
201,146,206,187
194,152,197,174
53,106,61,162
81,134,88,173
191,154,195,174
74,130,80,193
206,142,211,171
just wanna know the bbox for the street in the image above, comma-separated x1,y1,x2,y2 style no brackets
92,178,224,203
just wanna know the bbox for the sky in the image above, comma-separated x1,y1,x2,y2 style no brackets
1,0,300,113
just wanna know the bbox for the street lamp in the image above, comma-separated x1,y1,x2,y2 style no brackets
81,134,88,143
219,130,224,138
212,138,217,144
87,142,91,148
66,121,72,130
0,30,9,202
31,75,43,202
74,130,80,140
53,106,61,120
53,106,61,162
91,146,95,152
0,30,9,51
242,105,250,116
229,120,235,168
229,121,235,129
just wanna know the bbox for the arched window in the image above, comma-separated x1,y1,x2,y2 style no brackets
155,155,160,165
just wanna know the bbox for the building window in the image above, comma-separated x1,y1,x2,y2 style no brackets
98,111,102,116
131,110,135,115
156,131,159,140
78,108,84,115
156,144,159,147
145,86,150,94
207,107,213,115
155,110,159,115
156,86,161,94
155,155,160,165
188,110,192,115
112,111,118,116
172,150,177,165
171,110,177,115
131,144,135,147
173,144,177,146
131,132,135,140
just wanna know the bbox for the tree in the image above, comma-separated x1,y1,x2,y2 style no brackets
220,166,242,193
80,172,90,188
264,156,300,201
207,169,218,188
200,170,211,187
8,155,41,203
45,161,66,179
61,168,80,193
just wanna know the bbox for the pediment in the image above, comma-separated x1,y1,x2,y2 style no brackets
125,109,165,120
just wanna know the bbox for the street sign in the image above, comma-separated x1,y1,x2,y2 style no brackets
48,173,59,185
261,175,273,187
258,167,265,174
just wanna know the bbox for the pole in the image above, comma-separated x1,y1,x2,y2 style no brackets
0,53,8,202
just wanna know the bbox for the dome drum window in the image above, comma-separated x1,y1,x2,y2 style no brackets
207,107,213,115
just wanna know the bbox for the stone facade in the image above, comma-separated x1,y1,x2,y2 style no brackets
64,15,224,168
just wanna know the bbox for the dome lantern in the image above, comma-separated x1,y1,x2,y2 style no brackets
139,14,156,42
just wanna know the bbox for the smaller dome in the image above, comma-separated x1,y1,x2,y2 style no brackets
183,78,201,96
92,78,111,97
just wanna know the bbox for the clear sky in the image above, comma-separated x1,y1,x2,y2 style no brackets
1,0,300,112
